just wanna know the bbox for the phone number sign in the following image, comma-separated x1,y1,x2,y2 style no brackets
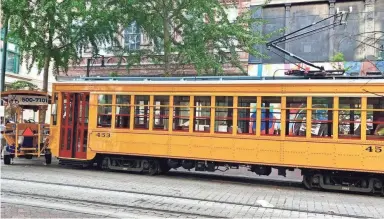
8,95,49,106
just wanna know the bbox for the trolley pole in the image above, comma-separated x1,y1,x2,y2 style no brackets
86,55,105,77
86,58,91,77
1,16,9,92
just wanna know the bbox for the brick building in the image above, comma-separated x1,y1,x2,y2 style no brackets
62,0,383,78
63,0,249,78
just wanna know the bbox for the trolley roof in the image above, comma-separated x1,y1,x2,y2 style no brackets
55,75,384,85
0,90,51,98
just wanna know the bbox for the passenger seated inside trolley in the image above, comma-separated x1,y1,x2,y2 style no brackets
367,98,384,138
373,111,384,136
108,94,384,139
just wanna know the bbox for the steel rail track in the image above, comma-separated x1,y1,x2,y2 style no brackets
1,191,218,218
1,177,372,218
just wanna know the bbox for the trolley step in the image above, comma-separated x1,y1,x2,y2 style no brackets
23,153,40,156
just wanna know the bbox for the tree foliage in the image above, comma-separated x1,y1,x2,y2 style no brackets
109,71,119,77
110,0,272,75
330,51,351,72
2,0,123,91
9,80,38,90
2,0,272,80
330,52,346,62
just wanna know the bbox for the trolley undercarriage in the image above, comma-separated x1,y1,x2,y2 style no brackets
58,154,384,195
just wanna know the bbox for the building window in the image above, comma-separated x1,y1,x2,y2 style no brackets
124,21,141,51
153,96,169,131
378,50,383,60
173,96,190,132
154,37,164,53
0,50,19,74
214,96,233,133
97,94,112,128
115,95,131,129
134,95,149,129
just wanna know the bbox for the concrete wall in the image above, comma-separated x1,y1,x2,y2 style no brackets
250,0,383,64
62,0,383,77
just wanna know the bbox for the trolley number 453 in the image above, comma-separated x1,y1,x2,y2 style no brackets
95,132,111,138
365,146,382,153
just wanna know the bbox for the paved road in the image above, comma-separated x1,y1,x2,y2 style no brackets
1,158,384,218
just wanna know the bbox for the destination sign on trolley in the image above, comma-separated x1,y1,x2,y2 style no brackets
8,95,48,105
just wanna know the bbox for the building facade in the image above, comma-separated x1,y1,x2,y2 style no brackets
61,0,383,78
1,24,56,91
63,1,249,78
248,0,384,77
1,24,56,123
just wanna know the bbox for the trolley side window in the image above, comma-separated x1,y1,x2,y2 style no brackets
214,96,233,134
237,96,257,135
115,95,131,129
367,97,384,140
51,93,58,125
286,96,307,137
311,97,333,138
153,96,170,131
338,97,361,140
173,96,190,132
261,97,281,136
193,96,211,132
134,95,150,130
97,94,112,128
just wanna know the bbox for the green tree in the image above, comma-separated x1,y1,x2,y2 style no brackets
331,51,351,72
112,0,272,75
2,0,126,123
109,72,119,77
331,52,346,62
1,0,123,91
9,80,38,90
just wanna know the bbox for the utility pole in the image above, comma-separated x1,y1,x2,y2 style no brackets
1,15,9,125
1,16,9,92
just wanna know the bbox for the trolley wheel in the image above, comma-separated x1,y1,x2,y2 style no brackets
4,155,11,165
302,175,312,190
101,157,110,170
148,160,160,176
159,160,171,174
45,153,52,164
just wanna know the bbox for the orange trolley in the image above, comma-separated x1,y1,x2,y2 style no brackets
49,75,384,194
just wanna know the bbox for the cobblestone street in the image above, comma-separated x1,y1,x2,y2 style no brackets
1,203,102,218
1,158,384,218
